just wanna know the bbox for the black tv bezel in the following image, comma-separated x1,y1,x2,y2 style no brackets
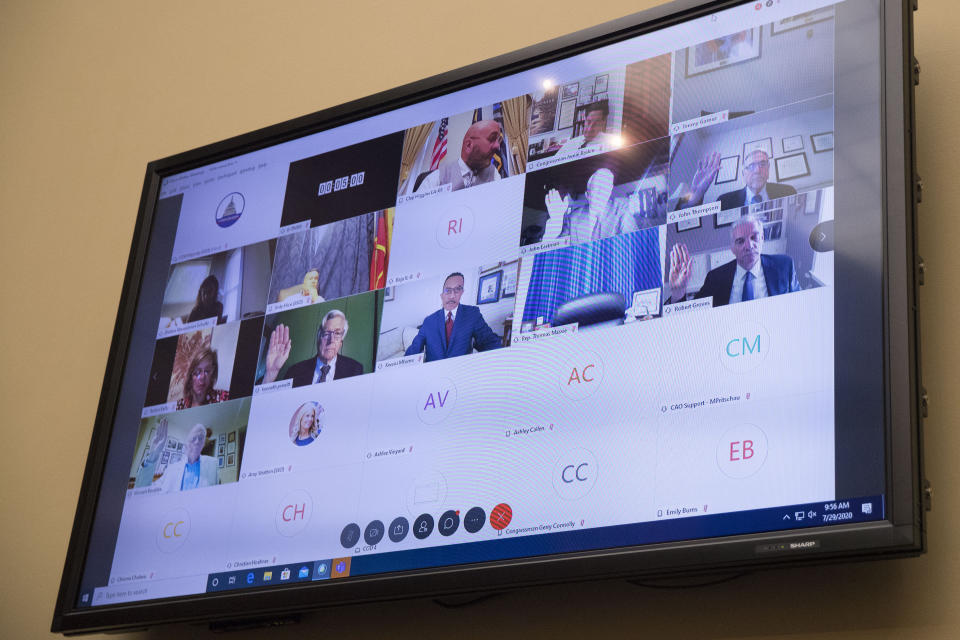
52,0,924,633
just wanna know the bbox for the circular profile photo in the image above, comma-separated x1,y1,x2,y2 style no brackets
289,401,324,447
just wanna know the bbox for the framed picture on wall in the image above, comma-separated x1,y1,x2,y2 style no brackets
775,152,811,181
561,82,579,100
227,441,236,455
685,27,761,77
782,135,804,153
226,453,236,467
811,131,834,153
228,431,236,443
383,286,395,302
501,263,518,298
218,433,226,444
677,216,702,232
529,88,559,136
743,137,773,162
715,207,742,228
557,99,577,130
217,444,225,456
218,456,225,468
593,74,609,94
715,155,740,184
477,270,502,304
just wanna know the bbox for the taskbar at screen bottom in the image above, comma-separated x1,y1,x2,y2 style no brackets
201,495,883,595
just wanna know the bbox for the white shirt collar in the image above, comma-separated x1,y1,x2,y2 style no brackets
443,305,459,321
458,158,482,185
735,260,764,281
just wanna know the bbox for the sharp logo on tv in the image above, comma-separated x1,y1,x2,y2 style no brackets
215,192,245,228
280,132,404,227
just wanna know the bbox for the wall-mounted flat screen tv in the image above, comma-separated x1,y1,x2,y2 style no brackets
52,0,925,633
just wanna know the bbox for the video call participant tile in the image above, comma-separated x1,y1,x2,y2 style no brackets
526,68,626,172
168,156,290,265
129,397,252,494
516,227,663,333
387,177,523,287
256,290,384,390
280,132,404,228
669,15,834,126
143,318,264,412
519,138,670,247
620,54,671,148
377,264,517,366
396,98,529,200
241,375,373,480
663,188,833,308
267,209,394,313
158,239,276,337
666,96,833,214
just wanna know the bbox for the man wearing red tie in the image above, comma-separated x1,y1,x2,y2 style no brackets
405,272,502,362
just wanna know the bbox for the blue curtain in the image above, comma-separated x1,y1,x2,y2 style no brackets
522,229,661,324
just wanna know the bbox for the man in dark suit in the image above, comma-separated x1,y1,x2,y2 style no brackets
405,272,502,362
667,215,800,307
261,309,364,387
678,149,796,210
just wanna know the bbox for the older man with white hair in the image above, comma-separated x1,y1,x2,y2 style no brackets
135,419,219,493
667,214,800,306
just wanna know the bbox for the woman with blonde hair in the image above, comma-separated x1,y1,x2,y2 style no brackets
178,348,230,409
289,401,323,446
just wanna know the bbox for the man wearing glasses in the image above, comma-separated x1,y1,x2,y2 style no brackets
262,309,364,387
678,149,796,210
405,272,502,362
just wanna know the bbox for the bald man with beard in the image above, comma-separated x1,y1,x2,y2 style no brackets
414,120,504,192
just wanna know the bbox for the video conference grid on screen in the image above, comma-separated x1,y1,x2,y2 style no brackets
107,2,842,606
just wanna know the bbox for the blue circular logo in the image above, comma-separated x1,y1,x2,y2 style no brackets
215,192,244,228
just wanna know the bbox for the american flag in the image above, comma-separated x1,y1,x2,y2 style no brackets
430,118,448,170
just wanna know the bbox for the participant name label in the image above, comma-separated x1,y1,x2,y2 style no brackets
519,236,571,257
663,298,712,316
142,402,177,418
253,379,294,395
670,110,729,135
278,221,310,237
398,184,452,204
667,201,720,225
265,295,310,315
157,316,216,339
376,353,423,371
365,445,412,460
512,323,578,344
386,272,422,287
172,243,229,264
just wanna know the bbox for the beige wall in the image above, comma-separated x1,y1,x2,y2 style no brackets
1,1,957,638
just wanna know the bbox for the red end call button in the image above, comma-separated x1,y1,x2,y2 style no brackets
489,503,513,530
